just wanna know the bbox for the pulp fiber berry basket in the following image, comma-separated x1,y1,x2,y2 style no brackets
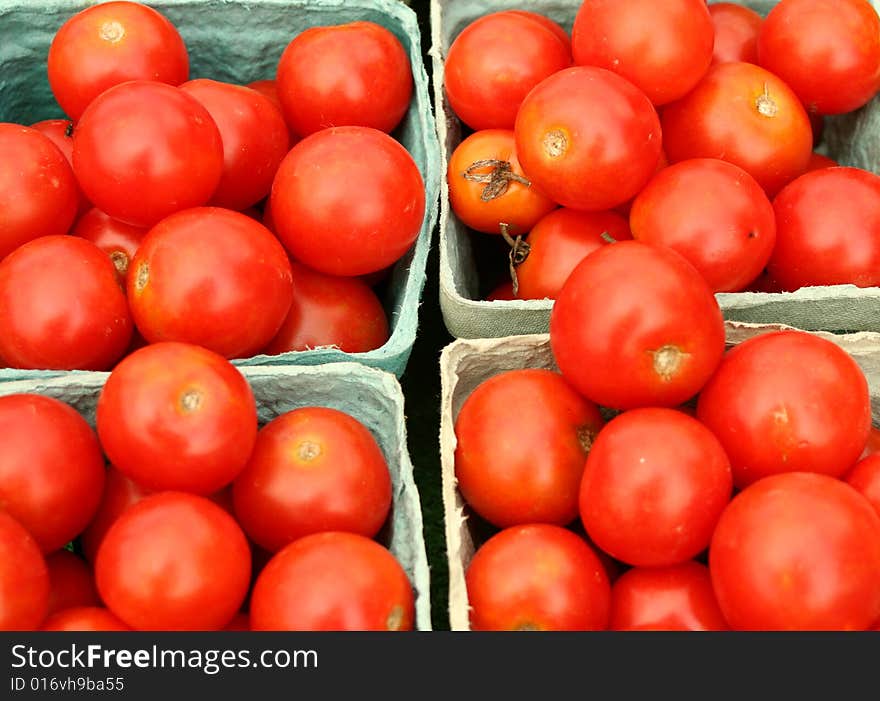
0,0,441,380
430,0,880,339
0,361,432,630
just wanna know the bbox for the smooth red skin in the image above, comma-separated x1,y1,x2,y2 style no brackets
250,532,414,631
662,62,813,196
0,394,105,552
709,3,762,65
444,11,571,130
697,331,871,488
805,152,839,172
454,369,604,528
128,207,293,359
572,0,713,106
861,426,880,458
96,492,251,631
610,562,728,631
72,207,147,285
580,408,733,567
710,473,880,630
466,524,610,631
73,81,223,228
245,79,300,146
30,119,90,217
270,127,425,276
630,158,776,292
846,455,880,517
180,79,290,211
41,607,130,631
515,66,663,211
223,612,250,631
0,513,49,631
505,10,572,52
768,168,880,290
45,551,100,616
276,21,412,136
0,124,78,260
486,281,515,301
550,241,725,410
263,261,389,355
233,407,392,553
516,209,632,300
81,467,152,563
96,342,258,495
448,129,557,236
757,0,880,115
0,236,132,370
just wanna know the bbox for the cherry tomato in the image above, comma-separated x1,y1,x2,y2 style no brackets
709,3,762,65
276,21,412,136
805,152,839,171
846,454,880,517
454,369,603,527
444,11,571,130
485,281,515,301
0,512,49,631
515,67,662,211
697,330,871,488
466,524,610,631
30,119,90,217
80,467,151,563
41,607,130,631
550,240,724,410
710,473,880,630
45,551,100,616
72,207,147,285
96,342,258,495
250,532,414,631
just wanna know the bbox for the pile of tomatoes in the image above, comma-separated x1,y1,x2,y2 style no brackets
0,341,415,631
0,0,428,370
444,0,880,300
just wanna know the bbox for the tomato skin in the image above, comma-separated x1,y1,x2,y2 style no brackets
572,0,713,106
276,21,412,136
515,67,662,211
444,11,571,130
630,158,776,292
128,207,293,359
72,207,147,285
805,152,838,172
250,532,414,631
96,492,251,631
768,167,880,290
757,0,880,115
96,342,258,495
0,513,50,631
550,241,725,410
861,426,880,458
709,3,762,65
233,407,392,552
610,562,728,631
223,612,250,631
30,119,91,218
466,524,610,631
662,62,812,196
486,281,515,301
45,551,100,616
846,454,880,517
246,79,300,145
41,607,130,632
0,124,79,261
81,467,152,563
710,473,880,630
697,331,871,488
270,127,425,276
454,369,603,528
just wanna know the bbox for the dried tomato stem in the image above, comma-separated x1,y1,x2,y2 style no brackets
463,159,531,201
500,222,530,297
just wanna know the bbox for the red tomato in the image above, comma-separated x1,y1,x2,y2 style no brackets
233,407,392,552
466,524,610,631
454,369,603,527
128,207,293,359
580,408,733,567
550,241,725,410
41,607,130,631
96,492,251,630
0,124,78,260
270,127,425,276
768,167,880,290
72,207,147,285
47,1,188,121
630,158,776,292
710,473,880,630
697,330,871,488
709,3,762,64
662,62,813,196
846,454,880,517
444,11,571,130
223,612,250,631
276,21,412,136
250,532,414,631
515,67,662,211
757,0,880,115
73,81,223,228
862,426,880,458
572,0,713,106
262,261,389,355
0,236,132,370
180,79,290,211
30,119,90,217
245,79,300,145
486,281,515,301
610,562,728,631
805,152,839,171
81,467,151,563
45,551,100,616
96,342,258,495
0,513,49,631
